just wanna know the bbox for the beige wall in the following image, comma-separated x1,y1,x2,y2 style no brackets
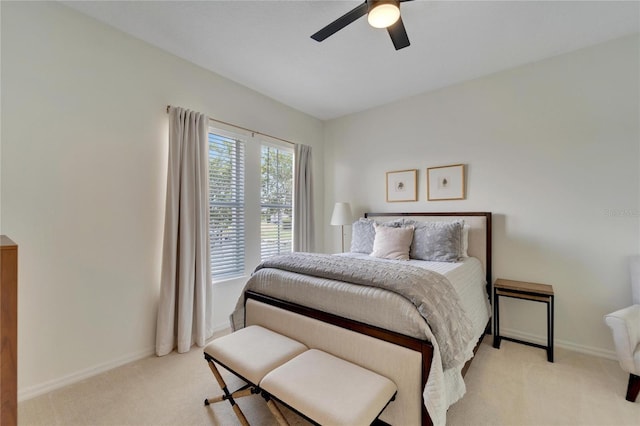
2,0,639,403
324,34,640,358
1,1,324,399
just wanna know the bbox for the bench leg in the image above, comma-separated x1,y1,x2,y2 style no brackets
205,358,251,426
205,386,254,405
262,391,290,426
626,373,640,402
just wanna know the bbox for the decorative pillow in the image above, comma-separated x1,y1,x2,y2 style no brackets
371,224,414,260
350,218,404,254
350,219,376,254
461,224,470,257
410,220,463,262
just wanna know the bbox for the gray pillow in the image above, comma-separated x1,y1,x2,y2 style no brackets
350,218,404,254
350,219,376,253
409,220,463,262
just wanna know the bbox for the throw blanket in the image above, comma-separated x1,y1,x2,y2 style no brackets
255,253,473,369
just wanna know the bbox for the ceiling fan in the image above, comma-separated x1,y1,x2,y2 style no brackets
311,0,413,50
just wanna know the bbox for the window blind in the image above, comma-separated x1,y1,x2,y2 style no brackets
260,145,293,260
209,132,245,280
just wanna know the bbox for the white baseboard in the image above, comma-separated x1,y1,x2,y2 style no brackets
19,325,233,403
500,327,617,360
18,346,155,402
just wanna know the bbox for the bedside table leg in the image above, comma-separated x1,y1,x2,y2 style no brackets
493,289,501,349
547,296,554,362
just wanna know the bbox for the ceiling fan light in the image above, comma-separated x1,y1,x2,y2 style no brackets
367,2,400,28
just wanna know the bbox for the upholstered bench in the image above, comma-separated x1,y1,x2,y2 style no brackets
203,325,397,426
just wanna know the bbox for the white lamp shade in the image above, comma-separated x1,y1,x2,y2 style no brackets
330,202,352,226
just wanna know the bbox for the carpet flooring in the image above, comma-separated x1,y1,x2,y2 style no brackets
18,334,640,425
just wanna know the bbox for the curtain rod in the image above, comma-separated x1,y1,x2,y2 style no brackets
166,105,295,146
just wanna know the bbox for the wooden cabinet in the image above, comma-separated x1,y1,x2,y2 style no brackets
1,235,17,426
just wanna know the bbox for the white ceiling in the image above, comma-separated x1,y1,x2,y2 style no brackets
62,1,639,121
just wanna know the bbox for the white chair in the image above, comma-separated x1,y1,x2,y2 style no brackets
604,256,640,402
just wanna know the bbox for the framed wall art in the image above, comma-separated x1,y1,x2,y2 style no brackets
427,164,465,201
386,169,417,202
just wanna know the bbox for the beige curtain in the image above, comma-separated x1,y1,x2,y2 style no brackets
156,106,213,356
293,144,314,252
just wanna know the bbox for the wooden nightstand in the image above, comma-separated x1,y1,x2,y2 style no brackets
492,278,554,362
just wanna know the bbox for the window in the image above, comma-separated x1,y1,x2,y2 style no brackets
208,126,295,283
260,144,294,260
208,132,245,280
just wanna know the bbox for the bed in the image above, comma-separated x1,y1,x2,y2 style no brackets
230,212,492,426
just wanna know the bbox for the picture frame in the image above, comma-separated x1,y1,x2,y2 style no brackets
427,164,465,201
386,169,418,202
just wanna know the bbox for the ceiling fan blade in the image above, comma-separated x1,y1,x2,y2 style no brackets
387,16,410,50
311,2,368,42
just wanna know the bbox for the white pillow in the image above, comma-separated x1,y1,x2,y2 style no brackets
371,224,414,260
350,218,404,254
462,224,470,257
